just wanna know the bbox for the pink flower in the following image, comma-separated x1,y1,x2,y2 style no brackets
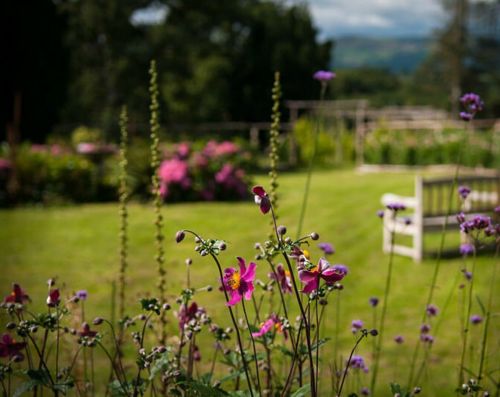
252,186,271,214
222,257,256,306
158,159,190,184
0,158,11,172
176,142,190,159
299,258,346,293
215,164,247,197
268,264,292,294
252,317,275,338
47,289,60,307
178,302,203,329
0,333,26,360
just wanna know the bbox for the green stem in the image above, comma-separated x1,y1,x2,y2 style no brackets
242,299,262,395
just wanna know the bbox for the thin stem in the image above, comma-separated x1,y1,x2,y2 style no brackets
338,333,367,397
242,299,262,395
296,84,327,238
407,130,465,388
477,244,499,388
370,228,395,394
282,252,316,397
133,313,154,397
315,293,320,394
97,342,129,396
458,249,477,387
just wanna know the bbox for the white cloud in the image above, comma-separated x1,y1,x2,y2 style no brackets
287,0,446,38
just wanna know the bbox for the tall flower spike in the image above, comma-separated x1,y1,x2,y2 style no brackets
118,105,129,327
149,59,167,344
268,71,281,239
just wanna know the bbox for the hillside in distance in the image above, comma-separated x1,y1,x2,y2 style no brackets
332,36,432,74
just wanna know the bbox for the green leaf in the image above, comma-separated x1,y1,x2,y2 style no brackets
180,380,230,396
14,380,41,397
291,384,311,397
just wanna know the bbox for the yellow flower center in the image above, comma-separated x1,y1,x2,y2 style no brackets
285,270,291,278
228,272,241,290
303,249,310,259
310,265,319,273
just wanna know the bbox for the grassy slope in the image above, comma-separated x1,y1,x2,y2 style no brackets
1,169,498,396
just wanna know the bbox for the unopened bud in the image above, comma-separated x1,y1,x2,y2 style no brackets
277,225,287,235
310,232,319,240
175,231,185,243
93,317,104,325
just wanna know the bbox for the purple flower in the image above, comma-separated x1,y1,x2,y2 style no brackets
456,212,466,224
394,335,404,344
78,322,98,338
460,215,491,234
0,158,12,172
268,264,292,294
318,242,335,255
252,186,271,214
351,319,363,333
222,257,256,306
420,324,431,334
420,334,434,344
313,70,336,82
349,355,368,372
361,387,370,396
462,269,473,281
386,202,406,212
460,92,484,120
470,314,483,325
376,210,384,218
495,206,500,214
369,297,379,307
458,185,471,199
460,243,475,256
299,258,347,293
76,290,88,301
426,304,439,317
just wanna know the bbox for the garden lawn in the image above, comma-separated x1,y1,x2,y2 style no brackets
1,169,498,396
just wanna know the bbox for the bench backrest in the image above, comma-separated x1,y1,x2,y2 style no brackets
419,175,500,217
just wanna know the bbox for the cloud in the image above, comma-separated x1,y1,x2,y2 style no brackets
288,0,446,38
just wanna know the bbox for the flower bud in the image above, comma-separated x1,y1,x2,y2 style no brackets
175,231,185,243
413,387,421,394
6,322,16,330
219,242,227,251
93,317,104,325
277,225,287,235
185,258,192,266
369,329,379,336
310,232,319,240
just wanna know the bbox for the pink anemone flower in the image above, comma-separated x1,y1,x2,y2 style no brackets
299,258,346,293
222,257,256,306
252,186,271,214
268,264,292,294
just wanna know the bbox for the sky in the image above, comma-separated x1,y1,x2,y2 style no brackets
295,0,446,38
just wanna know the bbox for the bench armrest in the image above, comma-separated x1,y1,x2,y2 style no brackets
381,193,417,209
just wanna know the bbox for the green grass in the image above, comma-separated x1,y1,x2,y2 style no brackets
1,169,498,396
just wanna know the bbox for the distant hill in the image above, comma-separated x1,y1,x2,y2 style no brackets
332,36,432,74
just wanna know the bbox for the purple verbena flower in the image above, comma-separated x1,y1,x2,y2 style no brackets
420,334,434,344
318,242,335,255
458,185,471,200
376,210,384,218
394,335,404,344
460,92,484,120
221,257,256,306
361,387,370,396
349,355,368,372
351,319,363,333
460,243,475,256
426,304,439,317
470,314,483,325
76,290,88,301
313,70,336,82
369,297,379,307
462,269,473,281
420,324,431,334
386,202,406,212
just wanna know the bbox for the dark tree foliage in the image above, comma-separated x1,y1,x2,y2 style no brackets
1,0,68,142
2,0,331,141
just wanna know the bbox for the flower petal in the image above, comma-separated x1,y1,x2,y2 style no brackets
226,291,242,306
237,257,247,274
302,279,318,293
242,262,256,282
243,282,254,300
252,186,266,197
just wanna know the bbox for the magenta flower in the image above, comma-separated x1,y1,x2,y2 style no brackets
78,322,98,338
299,258,346,293
313,70,336,81
0,333,26,360
222,257,257,306
178,302,203,329
47,289,60,307
252,186,271,214
3,284,29,304
394,335,404,344
252,316,276,338
268,264,292,294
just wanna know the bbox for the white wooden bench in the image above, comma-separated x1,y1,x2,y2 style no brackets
381,175,500,262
